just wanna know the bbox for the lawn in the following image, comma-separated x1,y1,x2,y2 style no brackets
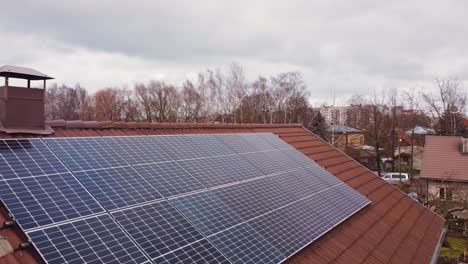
440,236,468,259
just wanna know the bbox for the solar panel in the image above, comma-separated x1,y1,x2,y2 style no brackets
27,214,150,264
104,136,173,165
134,161,206,197
0,173,103,230
154,239,230,264
153,135,206,160
210,155,264,181
44,137,128,172
169,191,243,236
237,133,276,151
212,177,294,220
215,134,259,154
270,169,331,200
281,148,319,168
0,139,68,180
111,201,211,261
208,223,285,264
74,166,162,210
178,158,239,187
240,150,297,175
0,133,370,264
257,133,292,150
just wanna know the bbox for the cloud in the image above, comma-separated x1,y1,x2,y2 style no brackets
1,0,467,105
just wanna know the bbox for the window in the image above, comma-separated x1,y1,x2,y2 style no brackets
439,188,453,200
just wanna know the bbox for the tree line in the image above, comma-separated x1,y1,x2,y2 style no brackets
46,63,315,124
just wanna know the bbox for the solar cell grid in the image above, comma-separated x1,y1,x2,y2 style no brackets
0,139,68,180
305,165,344,186
170,191,243,236
152,135,209,160
208,223,285,264
271,169,331,200
281,148,319,168
241,150,297,175
111,201,205,260
214,134,259,154
257,133,292,150
178,158,239,187
27,214,149,264
44,137,128,172
237,133,276,151
74,166,162,210
134,161,206,197
190,135,236,157
210,155,264,181
105,136,173,165
0,173,103,230
337,183,370,208
154,239,230,264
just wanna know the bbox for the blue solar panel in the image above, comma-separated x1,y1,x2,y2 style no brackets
178,158,239,187
154,239,230,264
210,155,264,181
44,137,128,172
208,223,285,264
104,136,173,165
281,148,318,168
270,169,331,199
170,191,243,236
74,166,162,210
257,133,292,149
240,150,298,175
134,161,206,197
0,139,68,180
0,173,103,230
214,134,259,154
27,214,150,264
237,133,276,151
111,201,207,261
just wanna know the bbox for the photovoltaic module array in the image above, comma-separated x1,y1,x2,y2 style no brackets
0,133,370,264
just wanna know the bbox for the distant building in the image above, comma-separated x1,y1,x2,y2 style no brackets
327,125,364,151
315,105,351,126
421,136,468,219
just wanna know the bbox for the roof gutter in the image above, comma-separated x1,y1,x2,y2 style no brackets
430,227,447,264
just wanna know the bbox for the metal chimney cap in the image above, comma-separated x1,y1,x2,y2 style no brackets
0,65,54,80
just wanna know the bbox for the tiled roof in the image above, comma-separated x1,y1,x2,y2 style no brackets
327,125,361,134
421,136,468,182
0,121,445,264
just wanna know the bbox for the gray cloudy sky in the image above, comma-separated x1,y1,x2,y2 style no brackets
1,0,467,105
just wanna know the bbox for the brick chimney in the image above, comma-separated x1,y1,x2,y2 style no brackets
0,65,54,134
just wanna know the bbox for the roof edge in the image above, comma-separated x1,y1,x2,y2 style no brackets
45,120,303,129
430,227,447,264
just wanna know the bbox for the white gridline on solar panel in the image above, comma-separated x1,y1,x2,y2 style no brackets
169,191,244,236
27,214,149,264
213,134,260,154
154,239,230,264
208,222,285,264
209,155,265,181
318,187,365,219
134,162,207,197
240,151,296,175
178,158,239,187
0,139,67,178
45,138,128,171
248,176,298,208
111,201,205,260
0,174,104,230
257,133,293,149
237,133,276,151
74,166,162,210
153,136,209,160
105,136,173,165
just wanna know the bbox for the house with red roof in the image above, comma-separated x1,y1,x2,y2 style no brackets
0,67,446,264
